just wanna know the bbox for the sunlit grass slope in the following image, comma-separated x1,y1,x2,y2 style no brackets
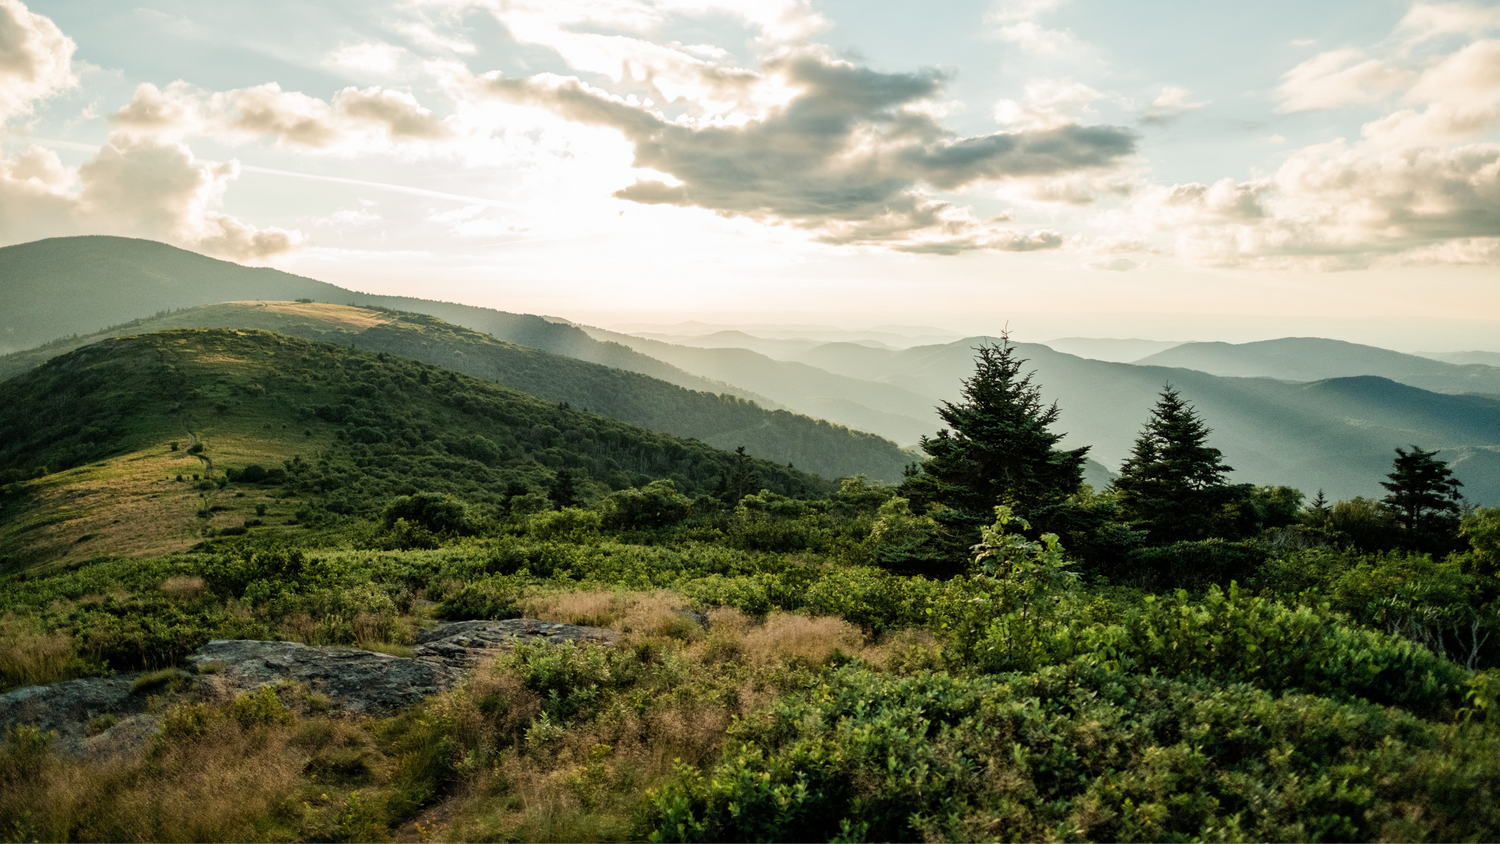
0,328,828,569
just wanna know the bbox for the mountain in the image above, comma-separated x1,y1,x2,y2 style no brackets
1039,337,1184,363
766,336,1500,504
630,331,891,359
0,236,776,408
1135,337,1500,396
1419,350,1500,368
0,302,914,482
0,329,830,568
577,326,942,445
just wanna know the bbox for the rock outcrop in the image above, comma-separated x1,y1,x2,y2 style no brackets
0,618,618,758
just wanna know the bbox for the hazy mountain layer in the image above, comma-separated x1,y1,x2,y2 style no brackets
579,326,941,445
0,302,915,482
1039,337,1185,363
789,337,1500,504
1136,337,1500,395
1419,350,1500,368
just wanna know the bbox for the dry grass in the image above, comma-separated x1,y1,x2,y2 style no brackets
520,589,698,640
736,610,865,668
0,615,86,690
1,715,310,842
235,300,395,329
159,576,206,602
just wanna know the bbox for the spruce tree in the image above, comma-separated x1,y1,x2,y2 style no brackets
1381,445,1463,552
1114,386,1233,544
904,339,1088,522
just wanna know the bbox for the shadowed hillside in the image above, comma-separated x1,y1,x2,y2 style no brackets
0,302,915,482
0,237,772,407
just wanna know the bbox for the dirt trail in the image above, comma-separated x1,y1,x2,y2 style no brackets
181,424,213,477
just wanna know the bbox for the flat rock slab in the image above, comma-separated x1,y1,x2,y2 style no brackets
414,619,618,668
0,674,156,757
191,640,463,715
2,619,618,758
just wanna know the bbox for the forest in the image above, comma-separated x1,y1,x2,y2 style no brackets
2,330,1499,842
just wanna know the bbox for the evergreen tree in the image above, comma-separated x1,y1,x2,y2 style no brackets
716,446,762,503
1114,386,1234,544
549,468,579,509
1381,445,1463,553
904,339,1088,522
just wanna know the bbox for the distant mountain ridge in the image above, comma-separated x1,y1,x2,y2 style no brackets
1136,337,1500,396
766,336,1500,504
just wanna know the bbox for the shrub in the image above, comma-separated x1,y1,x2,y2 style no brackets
383,492,474,535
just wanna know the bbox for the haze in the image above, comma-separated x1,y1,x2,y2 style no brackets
1,0,1498,350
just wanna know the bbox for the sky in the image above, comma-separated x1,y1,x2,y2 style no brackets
1,0,1498,349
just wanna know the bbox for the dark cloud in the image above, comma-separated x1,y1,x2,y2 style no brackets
482,50,1135,253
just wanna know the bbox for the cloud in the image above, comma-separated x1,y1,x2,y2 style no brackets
1142,85,1208,122
1275,48,1413,112
0,0,77,121
984,0,1076,54
480,50,1135,253
1136,142,1500,269
0,137,301,260
109,81,452,152
993,79,1103,130
1086,257,1140,271
1131,6,1500,270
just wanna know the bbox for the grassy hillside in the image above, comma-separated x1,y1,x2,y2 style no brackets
1137,337,1500,395
0,329,829,569
0,302,915,482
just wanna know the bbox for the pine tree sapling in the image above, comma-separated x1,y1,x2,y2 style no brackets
1381,445,1464,553
904,340,1088,524
1114,386,1234,544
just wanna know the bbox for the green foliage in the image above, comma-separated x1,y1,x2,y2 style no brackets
643,662,1500,843
1114,386,1236,544
601,480,693,530
1464,507,1500,575
903,340,1088,528
1327,496,1402,551
1382,445,1464,553
1124,538,1268,592
382,492,474,535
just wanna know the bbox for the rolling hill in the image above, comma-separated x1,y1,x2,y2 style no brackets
1135,337,1500,396
0,236,776,408
0,302,916,482
0,329,829,568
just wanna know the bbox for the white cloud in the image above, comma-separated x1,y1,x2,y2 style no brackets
109,81,453,153
0,0,77,122
984,0,1075,54
1086,257,1140,271
1131,6,1500,270
1275,48,1413,112
993,79,1103,130
0,137,301,260
1143,85,1208,122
